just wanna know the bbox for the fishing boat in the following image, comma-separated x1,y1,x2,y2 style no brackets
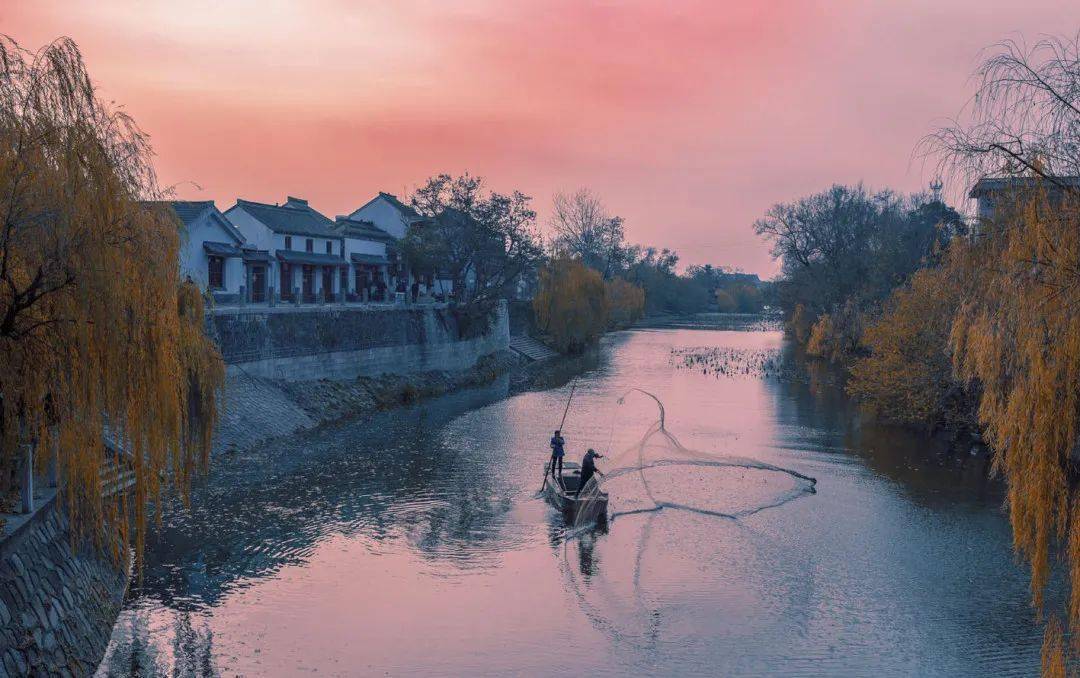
542,460,609,521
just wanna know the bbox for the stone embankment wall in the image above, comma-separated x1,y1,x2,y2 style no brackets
0,499,127,677
207,302,510,381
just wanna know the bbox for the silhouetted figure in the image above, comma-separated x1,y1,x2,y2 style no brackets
575,448,604,497
549,430,565,482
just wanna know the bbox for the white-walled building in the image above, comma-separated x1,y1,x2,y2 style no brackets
151,200,248,302
349,192,454,299
225,196,348,303
348,192,425,239
333,216,397,301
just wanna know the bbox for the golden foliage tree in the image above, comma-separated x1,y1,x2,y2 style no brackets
804,300,862,363
0,37,223,561
787,303,812,344
924,34,1080,673
533,258,609,353
847,265,962,428
604,276,645,329
950,186,1080,615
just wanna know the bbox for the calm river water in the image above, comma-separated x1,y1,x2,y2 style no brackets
100,324,1046,677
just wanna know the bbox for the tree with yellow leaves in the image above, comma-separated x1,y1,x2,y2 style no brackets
604,276,645,329
533,258,609,353
0,36,223,563
927,34,1080,675
847,263,964,428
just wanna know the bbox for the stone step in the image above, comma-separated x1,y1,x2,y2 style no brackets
98,458,136,497
509,336,559,362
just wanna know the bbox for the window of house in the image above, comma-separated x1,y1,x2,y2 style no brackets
326,241,332,254
306,238,314,253
285,235,292,250
208,256,225,289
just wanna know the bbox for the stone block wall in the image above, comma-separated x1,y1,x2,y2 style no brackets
209,303,510,381
0,500,127,677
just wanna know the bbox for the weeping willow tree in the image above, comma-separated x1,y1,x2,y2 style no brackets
0,36,223,564
533,258,609,353
927,34,1080,676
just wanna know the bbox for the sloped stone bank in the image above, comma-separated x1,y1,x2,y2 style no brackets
0,500,127,677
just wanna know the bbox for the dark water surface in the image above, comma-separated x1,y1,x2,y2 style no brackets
100,327,1044,677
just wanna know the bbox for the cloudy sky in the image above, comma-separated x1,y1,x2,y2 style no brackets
6,1,1079,275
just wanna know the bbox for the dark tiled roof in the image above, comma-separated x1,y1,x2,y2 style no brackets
276,250,348,266
334,216,396,242
378,192,420,218
241,248,272,263
969,175,1080,198
232,198,339,238
350,253,388,265
143,200,245,244
167,200,215,225
203,241,240,257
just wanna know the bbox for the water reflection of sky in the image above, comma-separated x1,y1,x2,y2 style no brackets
103,327,1045,677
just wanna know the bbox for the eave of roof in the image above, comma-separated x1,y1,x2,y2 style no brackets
241,248,272,263
203,241,240,257
350,253,388,265
144,200,245,244
276,250,349,266
969,175,1080,198
334,216,396,242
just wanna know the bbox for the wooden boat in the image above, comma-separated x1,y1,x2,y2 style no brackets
542,460,609,521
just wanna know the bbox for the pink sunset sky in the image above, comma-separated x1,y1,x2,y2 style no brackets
5,1,1079,276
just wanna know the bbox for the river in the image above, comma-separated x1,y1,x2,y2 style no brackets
99,323,1046,677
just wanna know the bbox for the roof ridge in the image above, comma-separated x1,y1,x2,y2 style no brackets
236,198,294,211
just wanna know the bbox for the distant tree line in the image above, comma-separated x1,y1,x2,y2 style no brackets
399,180,760,352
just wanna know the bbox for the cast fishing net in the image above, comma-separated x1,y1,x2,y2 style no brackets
559,389,820,646
569,388,817,533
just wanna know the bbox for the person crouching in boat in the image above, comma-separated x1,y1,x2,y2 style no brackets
575,448,604,497
550,430,566,481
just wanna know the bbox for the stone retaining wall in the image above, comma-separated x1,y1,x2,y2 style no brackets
0,499,127,677
209,302,510,381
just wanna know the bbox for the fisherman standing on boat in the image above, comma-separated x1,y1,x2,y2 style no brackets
576,448,604,497
550,430,566,481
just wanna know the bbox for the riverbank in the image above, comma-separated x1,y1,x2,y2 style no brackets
214,347,594,456
215,350,519,454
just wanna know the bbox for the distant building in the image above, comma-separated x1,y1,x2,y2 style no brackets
225,196,348,303
146,200,248,303
969,176,1080,225
348,192,453,299
347,192,426,239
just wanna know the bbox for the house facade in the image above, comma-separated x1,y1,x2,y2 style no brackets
150,200,247,303
333,216,398,301
225,196,348,303
349,192,454,299
348,192,424,239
